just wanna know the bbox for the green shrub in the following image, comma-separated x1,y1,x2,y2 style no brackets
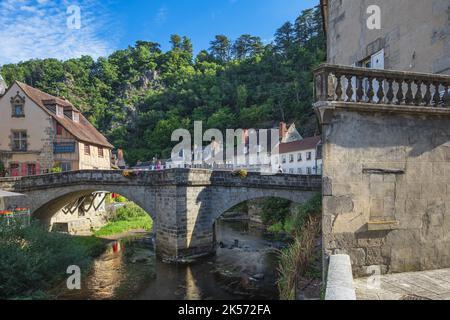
267,222,284,233
0,222,106,299
50,166,62,173
261,197,291,226
276,193,322,300
112,204,149,221
94,204,152,237
114,195,127,203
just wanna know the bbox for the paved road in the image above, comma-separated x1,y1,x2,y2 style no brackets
354,268,450,300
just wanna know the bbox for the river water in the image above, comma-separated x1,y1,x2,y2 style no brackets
58,220,286,300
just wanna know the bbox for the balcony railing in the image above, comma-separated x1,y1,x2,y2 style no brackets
314,64,450,108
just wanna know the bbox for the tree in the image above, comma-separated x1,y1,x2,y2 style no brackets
170,34,183,50
274,22,294,56
294,9,315,46
209,35,231,63
232,34,264,60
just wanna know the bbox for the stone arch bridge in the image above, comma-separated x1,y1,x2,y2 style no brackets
0,169,321,261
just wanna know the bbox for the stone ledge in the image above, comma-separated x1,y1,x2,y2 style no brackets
367,220,399,231
314,101,450,118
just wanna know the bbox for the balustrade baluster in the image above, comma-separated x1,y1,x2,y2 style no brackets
396,79,404,105
367,77,374,103
386,79,394,104
443,84,450,107
432,82,441,107
405,80,414,105
345,75,354,102
335,73,343,101
376,78,384,104
414,80,423,106
423,82,432,106
356,76,364,102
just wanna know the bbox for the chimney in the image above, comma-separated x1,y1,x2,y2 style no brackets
279,122,287,141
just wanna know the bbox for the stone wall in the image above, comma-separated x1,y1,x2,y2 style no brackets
319,104,450,276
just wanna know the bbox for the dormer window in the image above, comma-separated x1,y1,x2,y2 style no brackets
10,92,25,118
56,106,64,118
13,104,24,117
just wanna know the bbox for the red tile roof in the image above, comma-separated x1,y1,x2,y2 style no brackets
16,81,113,149
279,136,321,154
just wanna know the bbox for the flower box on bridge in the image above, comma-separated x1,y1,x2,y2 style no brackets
0,207,31,227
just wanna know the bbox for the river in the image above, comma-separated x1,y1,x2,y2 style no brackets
58,219,287,300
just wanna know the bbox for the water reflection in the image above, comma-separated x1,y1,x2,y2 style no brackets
59,220,283,300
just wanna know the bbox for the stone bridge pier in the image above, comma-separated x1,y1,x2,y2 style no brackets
0,169,321,262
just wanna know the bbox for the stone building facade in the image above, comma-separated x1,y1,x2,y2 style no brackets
318,0,450,276
322,0,450,74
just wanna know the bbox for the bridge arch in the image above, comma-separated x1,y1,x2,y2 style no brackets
25,184,156,225
209,187,318,223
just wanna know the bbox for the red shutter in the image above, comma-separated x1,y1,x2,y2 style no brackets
21,163,27,176
35,163,41,175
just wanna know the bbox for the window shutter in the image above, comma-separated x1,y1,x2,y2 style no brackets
21,163,27,176
35,163,41,175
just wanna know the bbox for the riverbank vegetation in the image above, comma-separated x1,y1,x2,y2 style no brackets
0,222,106,299
94,203,152,237
274,194,322,300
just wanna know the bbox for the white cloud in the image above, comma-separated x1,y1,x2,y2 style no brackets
154,6,168,26
0,0,116,65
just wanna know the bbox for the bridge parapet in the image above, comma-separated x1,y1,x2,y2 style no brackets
0,169,322,192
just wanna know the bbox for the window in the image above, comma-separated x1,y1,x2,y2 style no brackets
56,123,63,135
61,162,72,172
297,153,302,162
289,168,294,174
27,164,36,176
297,168,302,174
289,154,294,163
84,144,91,155
282,155,286,164
56,106,64,118
306,152,312,161
12,104,25,117
54,142,75,154
307,167,312,175
98,147,104,158
12,131,27,151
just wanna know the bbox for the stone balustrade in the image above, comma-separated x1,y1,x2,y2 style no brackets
314,64,450,108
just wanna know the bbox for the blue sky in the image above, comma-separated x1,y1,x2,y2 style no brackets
0,0,319,65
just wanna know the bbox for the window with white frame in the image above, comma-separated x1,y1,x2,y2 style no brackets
12,130,27,151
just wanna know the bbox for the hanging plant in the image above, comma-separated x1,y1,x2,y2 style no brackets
122,170,137,178
232,169,248,179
